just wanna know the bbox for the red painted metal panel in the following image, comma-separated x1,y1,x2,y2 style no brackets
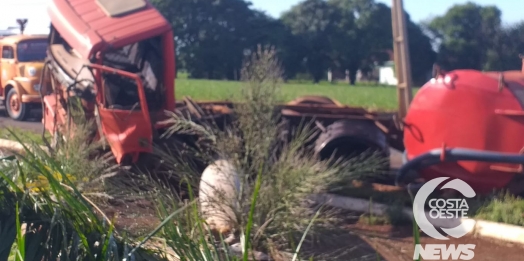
404,69,524,194
48,0,171,58
46,0,177,164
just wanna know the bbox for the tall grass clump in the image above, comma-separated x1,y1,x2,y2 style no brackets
12,105,124,202
0,129,160,261
0,97,209,261
154,45,388,260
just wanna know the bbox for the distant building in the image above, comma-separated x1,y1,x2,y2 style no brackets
378,60,398,86
327,69,350,83
326,49,396,85
377,50,398,86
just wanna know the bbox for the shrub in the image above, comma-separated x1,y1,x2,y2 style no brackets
474,191,524,226
154,45,387,259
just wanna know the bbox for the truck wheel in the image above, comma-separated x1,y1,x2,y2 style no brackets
6,88,28,121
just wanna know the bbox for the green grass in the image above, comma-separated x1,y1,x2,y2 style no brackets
175,78,420,111
473,192,524,226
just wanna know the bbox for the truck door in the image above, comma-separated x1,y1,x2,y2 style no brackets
88,64,154,165
1,45,16,91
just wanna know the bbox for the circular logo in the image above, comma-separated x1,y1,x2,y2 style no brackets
413,177,476,240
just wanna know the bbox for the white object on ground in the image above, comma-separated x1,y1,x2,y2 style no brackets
199,159,241,235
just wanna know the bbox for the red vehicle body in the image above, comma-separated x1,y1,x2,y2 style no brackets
40,0,399,170
42,0,175,164
400,62,524,195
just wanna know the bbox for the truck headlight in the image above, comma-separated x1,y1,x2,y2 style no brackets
27,67,36,77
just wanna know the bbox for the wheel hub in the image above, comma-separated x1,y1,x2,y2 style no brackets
9,93,20,113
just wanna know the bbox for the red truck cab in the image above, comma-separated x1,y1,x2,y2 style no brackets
43,0,175,163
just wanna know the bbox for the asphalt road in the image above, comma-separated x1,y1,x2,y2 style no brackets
0,111,43,133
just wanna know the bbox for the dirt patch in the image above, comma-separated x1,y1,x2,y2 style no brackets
296,207,524,261
95,198,524,260
346,222,524,261
100,198,161,237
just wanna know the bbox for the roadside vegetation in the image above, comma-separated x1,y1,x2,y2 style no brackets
473,191,524,226
0,46,390,261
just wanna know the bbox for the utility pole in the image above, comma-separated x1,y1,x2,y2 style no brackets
16,19,28,35
391,0,413,120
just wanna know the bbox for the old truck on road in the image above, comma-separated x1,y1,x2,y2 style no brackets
0,34,48,120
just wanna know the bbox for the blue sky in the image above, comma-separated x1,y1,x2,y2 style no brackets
0,0,522,34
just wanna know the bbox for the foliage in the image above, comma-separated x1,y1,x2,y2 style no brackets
0,136,153,261
424,2,524,72
0,121,161,261
280,0,350,83
157,46,388,259
149,0,290,80
151,0,438,84
152,0,524,85
10,117,122,203
329,0,436,86
0,133,311,261
474,191,524,227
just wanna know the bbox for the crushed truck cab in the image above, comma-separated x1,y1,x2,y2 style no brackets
0,34,47,120
42,0,175,164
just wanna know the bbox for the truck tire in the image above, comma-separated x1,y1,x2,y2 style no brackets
6,88,29,121
314,119,390,163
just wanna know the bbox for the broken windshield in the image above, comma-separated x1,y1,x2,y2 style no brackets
17,39,48,62
102,36,164,111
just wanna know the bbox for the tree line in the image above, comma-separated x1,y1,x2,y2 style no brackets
150,0,524,86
